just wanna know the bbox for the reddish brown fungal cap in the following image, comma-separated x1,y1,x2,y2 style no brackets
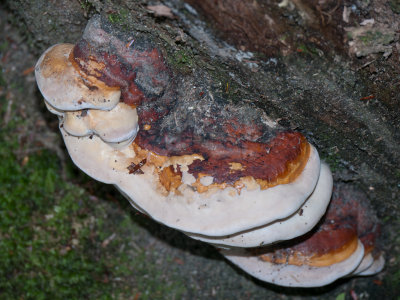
71,17,316,190
329,183,384,276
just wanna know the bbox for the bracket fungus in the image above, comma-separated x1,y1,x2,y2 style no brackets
36,44,121,111
62,102,138,145
221,183,384,287
35,15,384,288
36,43,139,147
36,16,321,236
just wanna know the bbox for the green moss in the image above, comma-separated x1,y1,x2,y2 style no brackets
167,48,195,73
385,267,400,296
108,13,122,24
107,9,129,25
78,0,94,11
324,153,341,171
297,43,308,53
359,30,393,46
179,49,193,65
278,33,289,42
295,43,321,56
335,293,345,300
347,32,353,40
175,49,191,65
0,125,109,298
0,77,187,299
0,68,6,87
318,132,344,172
0,40,8,52
390,0,400,14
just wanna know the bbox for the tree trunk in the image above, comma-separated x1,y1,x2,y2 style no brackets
5,0,400,297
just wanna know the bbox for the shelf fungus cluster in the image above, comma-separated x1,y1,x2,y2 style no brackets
222,183,384,287
35,15,384,287
36,43,139,148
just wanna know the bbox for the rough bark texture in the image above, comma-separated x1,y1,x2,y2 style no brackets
5,0,400,297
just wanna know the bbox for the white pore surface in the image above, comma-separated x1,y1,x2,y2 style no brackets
358,254,385,276
61,129,321,236
221,240,365,287
63,103,139,144
35,44,121,111
185,163,332,247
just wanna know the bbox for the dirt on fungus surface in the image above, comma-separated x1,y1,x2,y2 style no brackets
1,0,399,298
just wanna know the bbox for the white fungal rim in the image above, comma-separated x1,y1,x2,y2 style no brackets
60,128,321,236
35,43,121,111
358,254,385,276
348,252,374,276
185,162,333,247
62,102,139,144
221,240,365,287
